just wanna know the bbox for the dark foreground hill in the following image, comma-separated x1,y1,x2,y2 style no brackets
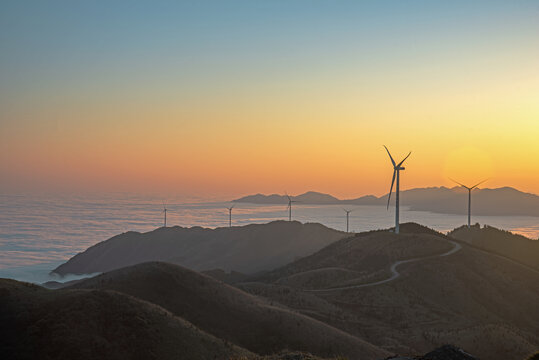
68,261,389,359
241,223,539,360
385,344,477,360
0,279,252,360
53,220,347,276
448,224,539,271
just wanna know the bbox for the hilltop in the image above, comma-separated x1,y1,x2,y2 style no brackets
241,223,539,360
53,220,347,276
448,224,539,271
234,186,539,216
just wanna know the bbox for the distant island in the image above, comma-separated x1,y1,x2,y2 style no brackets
233,187,539,217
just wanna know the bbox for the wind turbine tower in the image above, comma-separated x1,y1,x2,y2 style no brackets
384,145,411,234
450,179,487,228
286,194,297,221
343,209,352,233
162,202,168,228
226,205,234,227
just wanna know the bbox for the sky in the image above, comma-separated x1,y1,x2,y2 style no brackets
1,0,538,199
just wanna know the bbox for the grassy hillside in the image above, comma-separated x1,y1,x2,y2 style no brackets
68,261,389,359
240,223,539,360
254,223,453,289
448,224,539,271
0,279,252,360
53,220,347,276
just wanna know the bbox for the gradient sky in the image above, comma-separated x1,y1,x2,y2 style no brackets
1,0,538,198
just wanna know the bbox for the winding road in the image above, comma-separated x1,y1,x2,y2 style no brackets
305,239,462,292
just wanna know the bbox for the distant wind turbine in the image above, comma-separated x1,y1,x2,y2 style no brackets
343,209,353,233
162,201,168,228
226,205,234,227
384,145,412,234
450,178,488,228
286,193,298,221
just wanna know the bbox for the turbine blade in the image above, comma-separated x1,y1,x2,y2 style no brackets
387,170,396,209
449,178,472,190
449,178,465,187
397,151,412,167
471,179,488,190
383,145,396,167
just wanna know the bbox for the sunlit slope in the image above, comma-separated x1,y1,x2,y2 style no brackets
0,279,252,360
68,261,389,359
243,223,539,360
54,220,347,276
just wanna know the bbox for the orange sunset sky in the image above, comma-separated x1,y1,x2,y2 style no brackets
1,1,538,199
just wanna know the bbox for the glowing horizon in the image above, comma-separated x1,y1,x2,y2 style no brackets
1,1,538,199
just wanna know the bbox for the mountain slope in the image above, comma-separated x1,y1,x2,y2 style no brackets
241,223,539,360
0,279,252,360
68,261,390,359
255,223,454,289
53,220,347,276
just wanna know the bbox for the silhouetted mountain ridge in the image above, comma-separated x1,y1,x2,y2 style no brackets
53,220,348,276
234,186,539,216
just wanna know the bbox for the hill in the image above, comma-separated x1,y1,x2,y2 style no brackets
233,186,539,216
0,279,252,360
234,191,378,205
448,224,539,271
233,191,341,204
255,223,454,289
53,220,347,276
241,223,539,360
68,261,389,359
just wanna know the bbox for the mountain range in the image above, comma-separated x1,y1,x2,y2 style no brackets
234,187,539,217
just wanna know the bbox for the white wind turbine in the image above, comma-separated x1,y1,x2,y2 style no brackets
384,145,412,234
343,209,353,233
450,178,488,228
286,193,298,221
162,201,168,228
226,205,234,227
